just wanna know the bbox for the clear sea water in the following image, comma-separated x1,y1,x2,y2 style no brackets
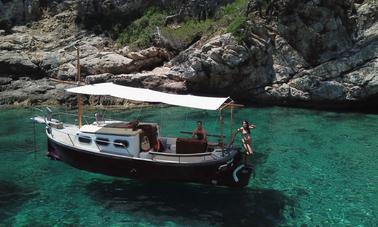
0,106,377,226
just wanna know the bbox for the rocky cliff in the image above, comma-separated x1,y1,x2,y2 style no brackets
0,0,377,110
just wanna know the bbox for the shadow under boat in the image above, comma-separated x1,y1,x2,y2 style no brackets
85,179,295,227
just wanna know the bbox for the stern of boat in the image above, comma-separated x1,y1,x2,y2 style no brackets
213,149,254,188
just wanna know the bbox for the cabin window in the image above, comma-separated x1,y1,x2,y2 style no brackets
114,140,129,148
95,137,110,146
78,136,92,144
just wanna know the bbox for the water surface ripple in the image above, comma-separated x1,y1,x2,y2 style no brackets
0,107,377,226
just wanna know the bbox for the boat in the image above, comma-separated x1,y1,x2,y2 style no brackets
32,82,253,187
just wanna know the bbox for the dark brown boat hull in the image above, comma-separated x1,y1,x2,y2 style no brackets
47,138,252,187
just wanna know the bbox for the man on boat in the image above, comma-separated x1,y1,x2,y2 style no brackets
192,121,207,141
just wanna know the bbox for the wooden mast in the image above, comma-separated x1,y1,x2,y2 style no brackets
75,45,83,128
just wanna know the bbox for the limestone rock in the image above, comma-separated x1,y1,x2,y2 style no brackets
366,74,378,96
171,33,274,97
0,77,12,86
80,52,133,76
85,73,113,84
0,51,43,78
57,63,77,80
312,81,346,101
272,35,309,83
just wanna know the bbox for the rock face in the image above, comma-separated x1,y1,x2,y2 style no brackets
169,0,378,108
0,0,179,105
0,0,377,110
0,51,45,78
0,77,71,105
77,0,232,35
171,33,274,98
273,0,357,66
85,67,185,93
0,0,73,30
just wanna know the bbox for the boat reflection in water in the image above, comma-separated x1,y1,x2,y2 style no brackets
33,83,253,187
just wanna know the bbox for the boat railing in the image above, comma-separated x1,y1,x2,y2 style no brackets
50,127,76,147
30,107,123,126
49,126,220,162
51,111,114,125
148,150,218,163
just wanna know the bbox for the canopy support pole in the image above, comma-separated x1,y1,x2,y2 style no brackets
219,109,224,156
230,104,234,139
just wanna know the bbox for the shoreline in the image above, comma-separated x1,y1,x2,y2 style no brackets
2,100,377,115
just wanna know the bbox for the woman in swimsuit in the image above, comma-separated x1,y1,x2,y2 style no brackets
236,120,256,155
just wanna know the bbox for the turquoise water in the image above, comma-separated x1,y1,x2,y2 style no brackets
0,106,377,226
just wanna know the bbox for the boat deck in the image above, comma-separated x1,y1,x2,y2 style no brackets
47,122,229,164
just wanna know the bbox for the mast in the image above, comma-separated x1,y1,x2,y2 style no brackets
75,45,83,128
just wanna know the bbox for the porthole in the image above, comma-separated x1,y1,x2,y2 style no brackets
78,136,92,144
114,140,129,148
95,137,109,146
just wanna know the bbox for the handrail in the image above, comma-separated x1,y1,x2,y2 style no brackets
51,111,129,125
148,151,213,157
66,134,75,147
50,128,76,147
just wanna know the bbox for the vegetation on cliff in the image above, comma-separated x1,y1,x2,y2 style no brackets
0,0,377,110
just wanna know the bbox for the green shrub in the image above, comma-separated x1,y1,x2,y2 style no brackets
116,0,251,49
217,0,248,18
116,7,167,49
161,19,215,49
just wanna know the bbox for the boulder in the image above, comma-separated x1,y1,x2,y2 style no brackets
80,52,133,76
85,73,113,84
0,77,12,86
0,77,71,105
57,63,77,80
0,51,44,78
366,74,378,96
171,33,274,96
312,81,346,101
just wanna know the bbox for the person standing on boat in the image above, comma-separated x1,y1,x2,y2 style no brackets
192,121,207,141
230,120,256,155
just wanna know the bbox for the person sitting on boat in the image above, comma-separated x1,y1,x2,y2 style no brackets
192,121,207,141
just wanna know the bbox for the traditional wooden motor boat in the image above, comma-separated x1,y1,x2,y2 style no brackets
32,83,253,187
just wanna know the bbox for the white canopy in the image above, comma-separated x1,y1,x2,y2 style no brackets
65,83,229,110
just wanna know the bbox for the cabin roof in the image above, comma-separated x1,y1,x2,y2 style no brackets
80,125,142,136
